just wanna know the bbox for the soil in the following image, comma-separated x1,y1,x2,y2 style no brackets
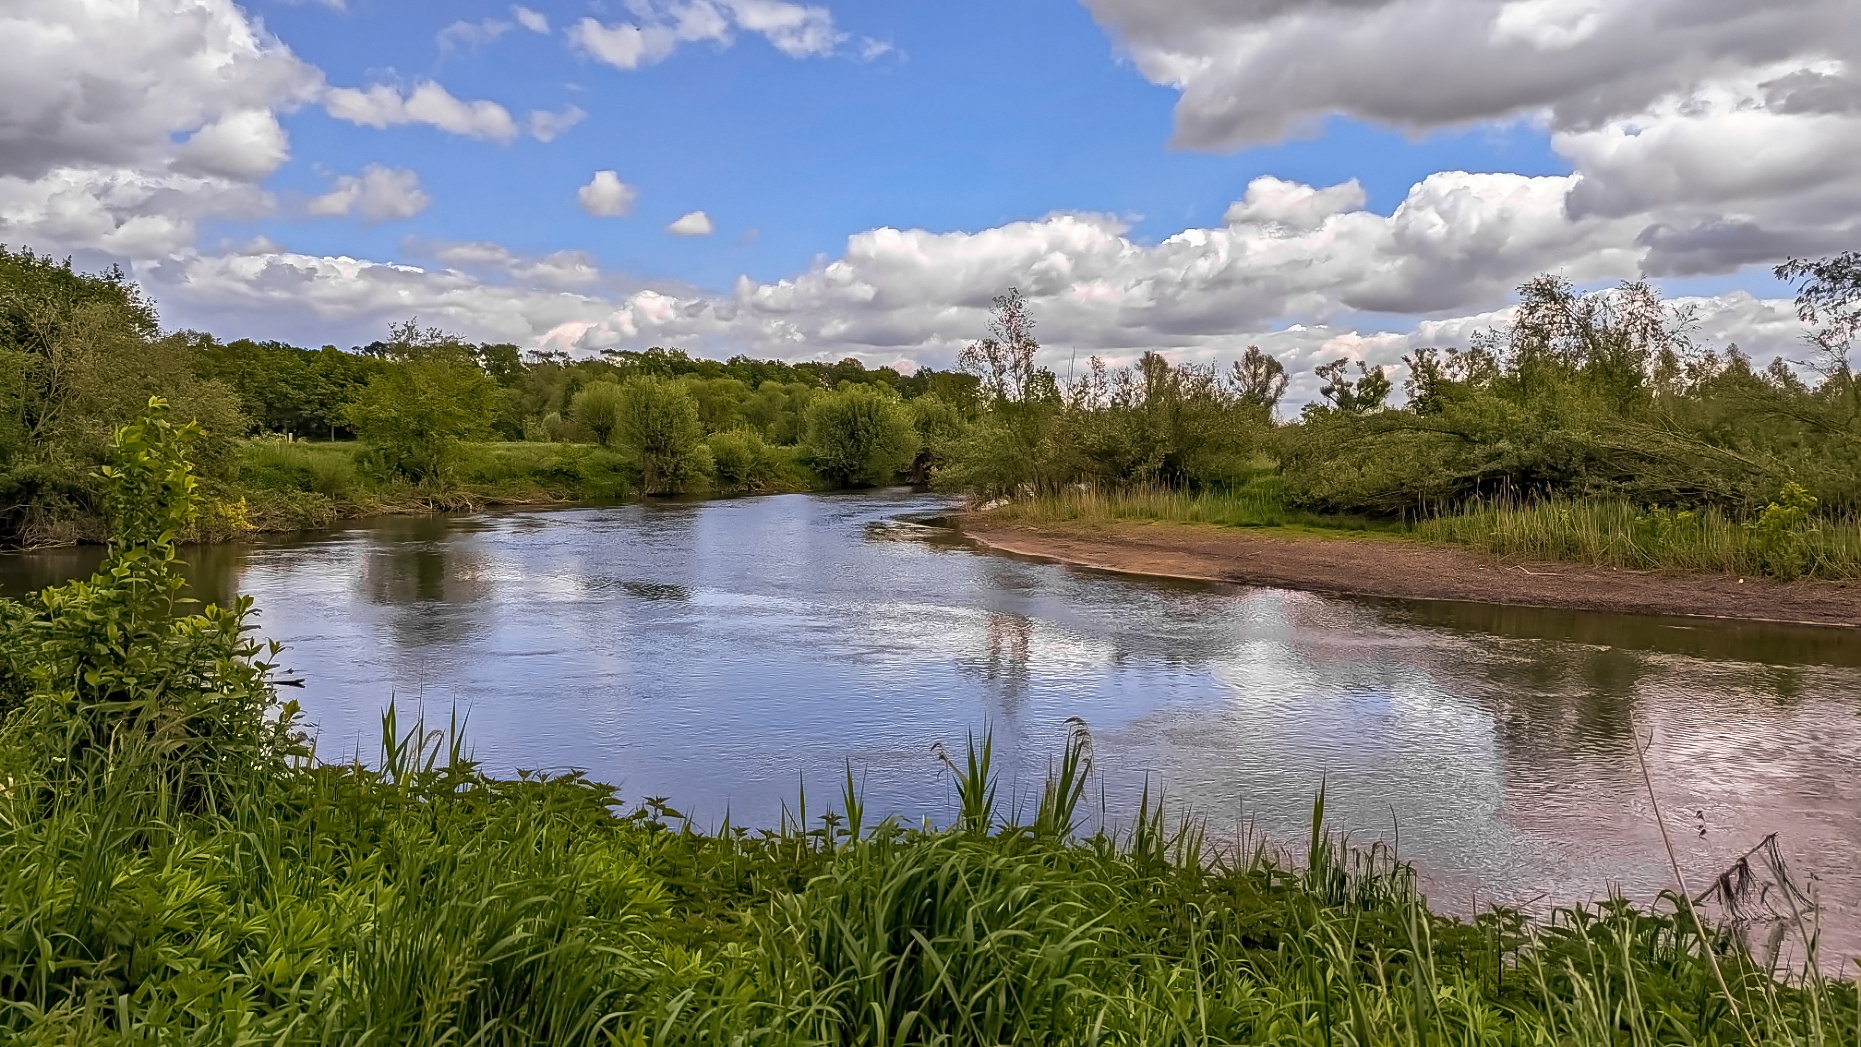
953,516,1861,629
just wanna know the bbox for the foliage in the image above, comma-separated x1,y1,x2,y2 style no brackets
344,353,500,483
614,376,712,494
568,380,626,446
0,416,1855,1042
1775,251,1861,367
1274,275,1861,523
1308,358,1392,416
192,336,386,438
0,247,247,545
1745,481,1821,580
0,398,296,800
904,394,966,483
707,428,805,493
802,384,918,488
1415,492,1861,580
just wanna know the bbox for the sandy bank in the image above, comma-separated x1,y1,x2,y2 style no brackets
955,516,1861,629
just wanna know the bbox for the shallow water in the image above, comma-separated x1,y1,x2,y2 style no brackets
5,490,1858,965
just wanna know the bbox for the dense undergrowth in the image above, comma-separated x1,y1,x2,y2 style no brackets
2,400,1856,1044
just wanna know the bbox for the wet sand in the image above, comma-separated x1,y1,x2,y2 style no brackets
956,516,1861,629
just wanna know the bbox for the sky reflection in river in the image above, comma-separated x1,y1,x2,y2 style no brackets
3,490,1857,963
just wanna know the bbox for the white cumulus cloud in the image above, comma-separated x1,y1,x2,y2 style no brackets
1079,0,1861,282
0,0,319,255
324,81,521,143
1082,0,1861,148
569,0,842,71
307,166,431,222
513,6,550,34
131,169,1817,407
667,211,715,236
578,171,638,217
528,105,587,143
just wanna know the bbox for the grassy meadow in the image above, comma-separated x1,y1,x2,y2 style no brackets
208,436,643,536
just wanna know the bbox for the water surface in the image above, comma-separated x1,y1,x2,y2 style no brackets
5,491,1857,963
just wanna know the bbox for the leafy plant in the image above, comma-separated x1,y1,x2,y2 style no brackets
1747,481,1820,579
802,384,917,488
344,356,499,482
613,375,712,494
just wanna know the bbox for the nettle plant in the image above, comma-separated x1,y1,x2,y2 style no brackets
0,397,301,813
1747,481,1821,580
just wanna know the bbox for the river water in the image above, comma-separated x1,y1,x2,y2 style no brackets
4,490,1858,965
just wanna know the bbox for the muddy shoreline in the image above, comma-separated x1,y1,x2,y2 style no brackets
954,516,1861,629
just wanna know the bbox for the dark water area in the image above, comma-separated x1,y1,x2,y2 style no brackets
5,491,1858,966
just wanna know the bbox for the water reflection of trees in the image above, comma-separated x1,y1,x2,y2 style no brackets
1470,643,1650,764
1383,600,1856,771
961,611,1034,716
358,520,491,648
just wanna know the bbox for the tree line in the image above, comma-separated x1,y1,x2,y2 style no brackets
3,240,1858,547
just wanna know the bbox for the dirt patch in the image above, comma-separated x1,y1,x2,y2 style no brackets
955,516,1861,629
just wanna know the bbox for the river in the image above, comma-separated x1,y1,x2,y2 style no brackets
4,489,1858,966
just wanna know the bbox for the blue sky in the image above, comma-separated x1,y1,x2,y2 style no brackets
6,0,1854,383
247,0,1579,292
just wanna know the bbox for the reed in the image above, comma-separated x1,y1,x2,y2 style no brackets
1415,496,1861,580
985,477,1395,534
984,481,1861,581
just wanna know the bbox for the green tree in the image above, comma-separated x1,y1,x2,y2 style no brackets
707,428,790,492
803,384,917,487
1230,345,1289,417
343,337,499,483
0,247,247,544
569,381,625,445
946,290,1066,498
904,394,966,483
615,376,711,494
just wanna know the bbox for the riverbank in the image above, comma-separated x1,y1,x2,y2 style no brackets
6,409,1855,1042
958,515,1861,628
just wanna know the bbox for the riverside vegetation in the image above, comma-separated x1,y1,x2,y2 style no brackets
0,246,976,546
6,242,1861,582
0,400,1855,1043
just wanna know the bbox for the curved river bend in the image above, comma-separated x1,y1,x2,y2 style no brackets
5,491,1858,964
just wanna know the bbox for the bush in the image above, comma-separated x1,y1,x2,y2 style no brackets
905,394,967,482
614,376,712,494
706,428,800,492
569,381,625,446
803,384,917,487
0,398,298,800
344,357,500,482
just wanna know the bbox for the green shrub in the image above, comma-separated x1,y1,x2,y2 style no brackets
1746,481,1820,580
706,428,801,492
569,381,625,446
803,384,917,487
344,357,500,482
614,376,712,494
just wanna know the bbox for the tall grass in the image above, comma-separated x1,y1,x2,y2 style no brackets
986,477,1396,533
982,481,1861,581
218,437,639,535
1416,497,1861,580
8,711,1856,1044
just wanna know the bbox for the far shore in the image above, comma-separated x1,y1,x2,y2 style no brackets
954,514,1861,629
